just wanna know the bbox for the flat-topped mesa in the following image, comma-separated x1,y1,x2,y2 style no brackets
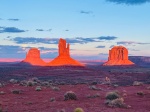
103,46,134,66
22,48,46,66
47,38,84,66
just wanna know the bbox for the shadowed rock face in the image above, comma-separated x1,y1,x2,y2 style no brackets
23,48,46,66
47,38,84,66
103,46,134,66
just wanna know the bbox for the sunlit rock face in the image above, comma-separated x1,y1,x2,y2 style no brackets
23,48,46,66
103,46,134,66
47,38,84,66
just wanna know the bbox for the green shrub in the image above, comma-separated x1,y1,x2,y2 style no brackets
74,108,84,112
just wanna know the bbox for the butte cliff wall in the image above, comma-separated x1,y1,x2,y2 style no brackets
103,46,134,66
47,38,84,66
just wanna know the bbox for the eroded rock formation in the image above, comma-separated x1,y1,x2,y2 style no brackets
103,46,134,65
47,38,84,66
22,48,46,66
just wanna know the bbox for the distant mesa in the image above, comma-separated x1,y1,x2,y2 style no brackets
47,38,84,66
103,46,134,66
22,48,46,66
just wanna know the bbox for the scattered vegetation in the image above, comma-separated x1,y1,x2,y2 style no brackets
74,108,84,112
91,81,97,85
35,86,42,91
105,91,128,108
113,84,119,88
11,89,22,94
89,85,101,91
9,79,18,84
27,81,35,86
105,98,127,108
0,91,6,95
136,91,145,96
64,91,77,101
133,81,143,86
51,86,60,91
20,80,28,86
50,97,55,102
41,81,50,86
105,91,120,100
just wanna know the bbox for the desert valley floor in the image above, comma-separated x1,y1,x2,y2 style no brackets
0,64,150,112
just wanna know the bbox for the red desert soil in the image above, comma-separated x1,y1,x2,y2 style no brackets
0,83,150,112
0,65,150,112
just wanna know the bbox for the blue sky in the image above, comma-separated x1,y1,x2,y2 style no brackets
0,0,150,61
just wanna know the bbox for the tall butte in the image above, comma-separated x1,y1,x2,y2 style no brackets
22,48,46,66
103,46,134,66
47,38,84,66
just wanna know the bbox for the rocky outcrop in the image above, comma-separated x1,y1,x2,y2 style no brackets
103,46,134,66
47,38,84,66
22,48,46,66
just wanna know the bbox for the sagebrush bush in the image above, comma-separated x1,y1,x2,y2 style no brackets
64,91,77,100
108,98,127,108
11,89,22,94
50,97,55,102
133,81,143,86
89,85,101,90
0,91,5,95
105,91,120,100
136,91,144,96
9,79,18,84
51,86,60,91
74,108,84,112
27,81,34,86
35,86,42,91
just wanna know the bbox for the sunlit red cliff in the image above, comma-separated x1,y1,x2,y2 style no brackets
47,38,84,66
103,46,134,66
22,48,46,66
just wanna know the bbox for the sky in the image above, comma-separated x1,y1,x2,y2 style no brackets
0,0,150,61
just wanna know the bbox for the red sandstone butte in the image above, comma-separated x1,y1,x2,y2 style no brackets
103,46,134,66
47,38,84,66
22,48,46,66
